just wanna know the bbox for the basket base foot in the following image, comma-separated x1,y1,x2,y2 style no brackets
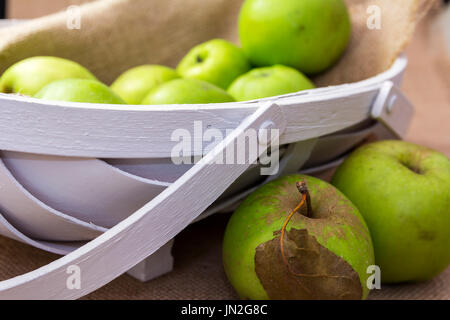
126,239,174,282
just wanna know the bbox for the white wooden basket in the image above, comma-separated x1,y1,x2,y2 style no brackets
0,41,414,298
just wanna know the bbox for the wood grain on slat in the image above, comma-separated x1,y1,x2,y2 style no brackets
0,102,286,299
0,57,407,159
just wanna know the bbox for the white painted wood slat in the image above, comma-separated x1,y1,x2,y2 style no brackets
0,102,286,299
0,87,375,158
0,158,106,241
1,151,170,228
0,56,408,159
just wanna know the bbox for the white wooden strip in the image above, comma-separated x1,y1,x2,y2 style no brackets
371,81,414,138
300,156,346,176
194,184,260,223
106,158,192,183
0,88,370,158
305,121,378,166
0,102,286,299
0,56,408,159
0,212,84,255
0,157,106,241
269,139,318,179
2,151,169,228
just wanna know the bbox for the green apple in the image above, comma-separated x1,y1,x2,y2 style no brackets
223,174,374,300
239,0,351,74
228,65,315,101
141,78,235,105
35,79,126,104
110,65,180,104
332,140,450,283
177,39,251,89
0,56,97,96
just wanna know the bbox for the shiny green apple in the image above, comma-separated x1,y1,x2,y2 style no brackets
35,79,126,104
177,39,251,89
332,140,450,283
223,174,374,300
228,65,315,101
0,56,97,96
141,78,235,105
239,0,351,74
111,65,180,104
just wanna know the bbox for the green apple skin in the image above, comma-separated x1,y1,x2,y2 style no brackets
110,65,180,104
35,79,126,104
0,56,97,96
177,39,251,89
141,78,235,105
228,65,315,101
332,140,450,283
239,0,351,74
223,174,374,300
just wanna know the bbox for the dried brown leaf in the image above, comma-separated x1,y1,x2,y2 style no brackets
255,228,363,300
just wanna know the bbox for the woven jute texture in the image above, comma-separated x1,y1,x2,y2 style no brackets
0,0,436,86
0,213,448,300
0,0,448,300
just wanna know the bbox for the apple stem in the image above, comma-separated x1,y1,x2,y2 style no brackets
296,181,312,218
278,180,314,295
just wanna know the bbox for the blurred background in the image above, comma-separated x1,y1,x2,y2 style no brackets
0,0,448,18
0,0,93,19
0,0,448,19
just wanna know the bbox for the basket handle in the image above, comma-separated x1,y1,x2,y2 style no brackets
0,102,286,299
371,80,414,139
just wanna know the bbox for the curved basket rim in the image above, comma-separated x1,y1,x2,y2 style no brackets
0,55,408,158
0,56,407,112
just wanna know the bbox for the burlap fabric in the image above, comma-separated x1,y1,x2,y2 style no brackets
0,0,448,300
0,213,448,300
0,0,436,86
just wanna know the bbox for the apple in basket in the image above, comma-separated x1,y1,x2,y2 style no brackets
0,56,97,96
223,175,375,300
141,78,235,105
228,65,315,101
35,78,126,104
177,39,251,90
239,0,351,74
332,140,450,283
111,65,180,104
